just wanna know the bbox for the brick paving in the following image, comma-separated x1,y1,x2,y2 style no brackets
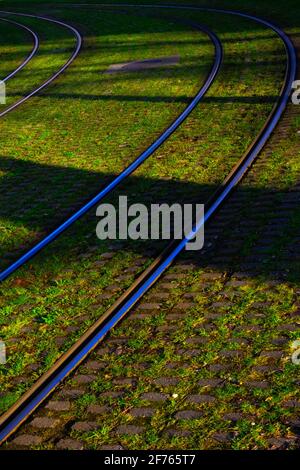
2,20,300,455
5,150,300,448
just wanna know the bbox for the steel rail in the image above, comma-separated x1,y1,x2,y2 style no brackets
0,17,222,282
0,5,296,445
0,17,39,83
0,10,82,118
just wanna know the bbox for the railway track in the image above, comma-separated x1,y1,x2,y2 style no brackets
0,10,82,118
0,15,222,281
0,5,296,446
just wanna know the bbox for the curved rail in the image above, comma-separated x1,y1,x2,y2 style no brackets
0,19,222,282
0,17,39,82
0,10,82,118
0,5,296,445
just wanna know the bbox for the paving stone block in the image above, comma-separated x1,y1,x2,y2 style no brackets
130,407,156,418
87,404,109,415
59,389,85,398
74,374,96,384
175,410,203,420
71,421,99,432
100,445,124,450
165,428,191,437
186,394,216,404
245,380,270,389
